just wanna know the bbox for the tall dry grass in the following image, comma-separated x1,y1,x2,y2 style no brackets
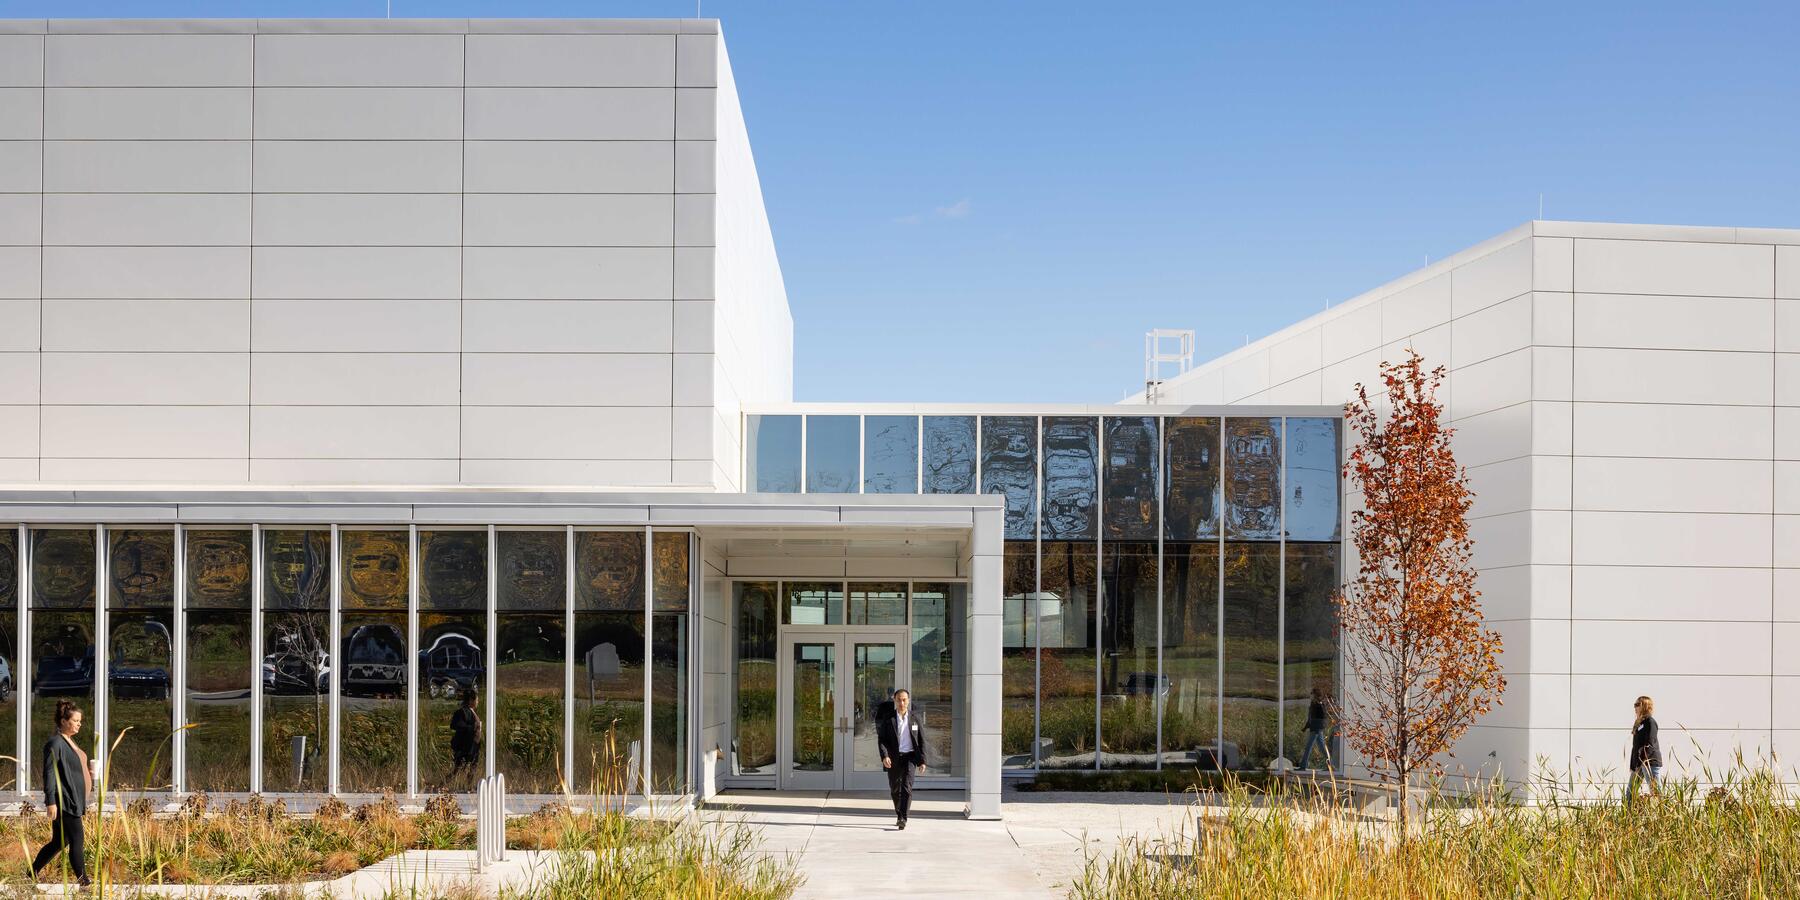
1074,763,1800,899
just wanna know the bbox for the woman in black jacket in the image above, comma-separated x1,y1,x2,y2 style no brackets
1626,695,1662,808
448,687,482,788
32,699,92,886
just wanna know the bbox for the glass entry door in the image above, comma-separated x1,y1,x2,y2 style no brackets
778,630,908,790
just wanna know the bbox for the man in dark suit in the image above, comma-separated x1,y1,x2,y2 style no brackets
877,688,928,829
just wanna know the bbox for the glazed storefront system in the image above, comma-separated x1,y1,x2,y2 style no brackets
0,524,694,799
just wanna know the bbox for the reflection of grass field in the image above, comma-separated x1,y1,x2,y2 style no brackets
496,684,563,794
417,694,468,794
573,700,643,792
263,694,327,792
340,700,406,792
107,694,174,790
186,697,251,792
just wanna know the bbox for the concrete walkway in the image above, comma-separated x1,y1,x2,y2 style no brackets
31,849,561,898
710,789,1214,899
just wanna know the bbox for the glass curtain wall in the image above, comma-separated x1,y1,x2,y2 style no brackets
495,531,565,795
184,529,253,792
744,411,1340,773
572,531,645,793
419,529,488,793
911,583,963,775
339,530,408,792
650,531,690,793
0,529,16,790
262,528,330,793
31,528,98,777
106,529,176,790
731,581,777,775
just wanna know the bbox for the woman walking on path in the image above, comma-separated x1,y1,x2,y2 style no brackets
448,687,483,789
32,699,92,886
1626,695,1662,808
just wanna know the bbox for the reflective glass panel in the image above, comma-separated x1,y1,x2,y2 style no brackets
804,415,859,493
185,608,251,792
32,610,96,771
262,609,330,792
790,642,834,772
0,530,14,789
1164,418,1221,541
651,612,687,792
784,581,843,626
497,531,564,612
32,528,96,609
341,530,408,610
847,582,907,626
850,642,896,775
746,414,801,493
922,415,978,494
1001,544,1036,768
1161,542,1219,769
0,607,15,790
652,531,688,612
911,583,963,774
103,530,175,789
864,415,920,494
421,530,488,611
1285,418,1341,542
981,416,1038,540
732,582,778,774
497,614,566,793
575,531,644,611
1222,542,1280,768
1038,541,1096,770
1103,417,1159,540
185,530,252,609
1284,543,1340,769
107,529,174,608
1042,417,1098,541
262,529,329,611
418,612,485,793
1225,418,1283,541
573,613,644,793
1100,542,1157,768
339,610,406,791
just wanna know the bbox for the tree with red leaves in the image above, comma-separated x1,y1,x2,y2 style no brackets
1335,350,1505,832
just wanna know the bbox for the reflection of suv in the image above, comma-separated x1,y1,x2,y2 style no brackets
34,622,94,696
0,653,11,701
110,620,172,699
420,632,484,699
342,624,406,697
262,638,330,695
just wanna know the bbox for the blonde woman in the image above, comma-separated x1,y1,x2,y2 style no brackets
1626,695,1661,807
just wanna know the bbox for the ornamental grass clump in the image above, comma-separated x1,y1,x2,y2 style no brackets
1074,763,1800,899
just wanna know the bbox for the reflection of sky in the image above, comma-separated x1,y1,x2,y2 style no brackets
806,415,860,493
748,415,801,493
1285,418,1341,542
864,416,919,493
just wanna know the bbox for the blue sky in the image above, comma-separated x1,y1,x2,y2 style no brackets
7,1,1800,402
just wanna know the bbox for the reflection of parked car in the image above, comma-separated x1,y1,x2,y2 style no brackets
34,622,94,696
1120,672,1170,699
343,624,406,697
262,637,330,695
0,652,12,701
110,620,172,699
421,632,484,698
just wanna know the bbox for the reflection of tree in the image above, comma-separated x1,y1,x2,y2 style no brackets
923,417,976,493
269,610,329,774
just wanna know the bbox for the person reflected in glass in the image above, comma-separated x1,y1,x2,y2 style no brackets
33,700,92,887
1626,695,1661,808
449,688,482,788
877,688,928,830
1298,688,1331,771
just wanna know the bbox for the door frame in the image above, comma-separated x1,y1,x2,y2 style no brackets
776,627,910,790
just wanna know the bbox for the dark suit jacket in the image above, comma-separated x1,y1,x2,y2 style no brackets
877,705,928,768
